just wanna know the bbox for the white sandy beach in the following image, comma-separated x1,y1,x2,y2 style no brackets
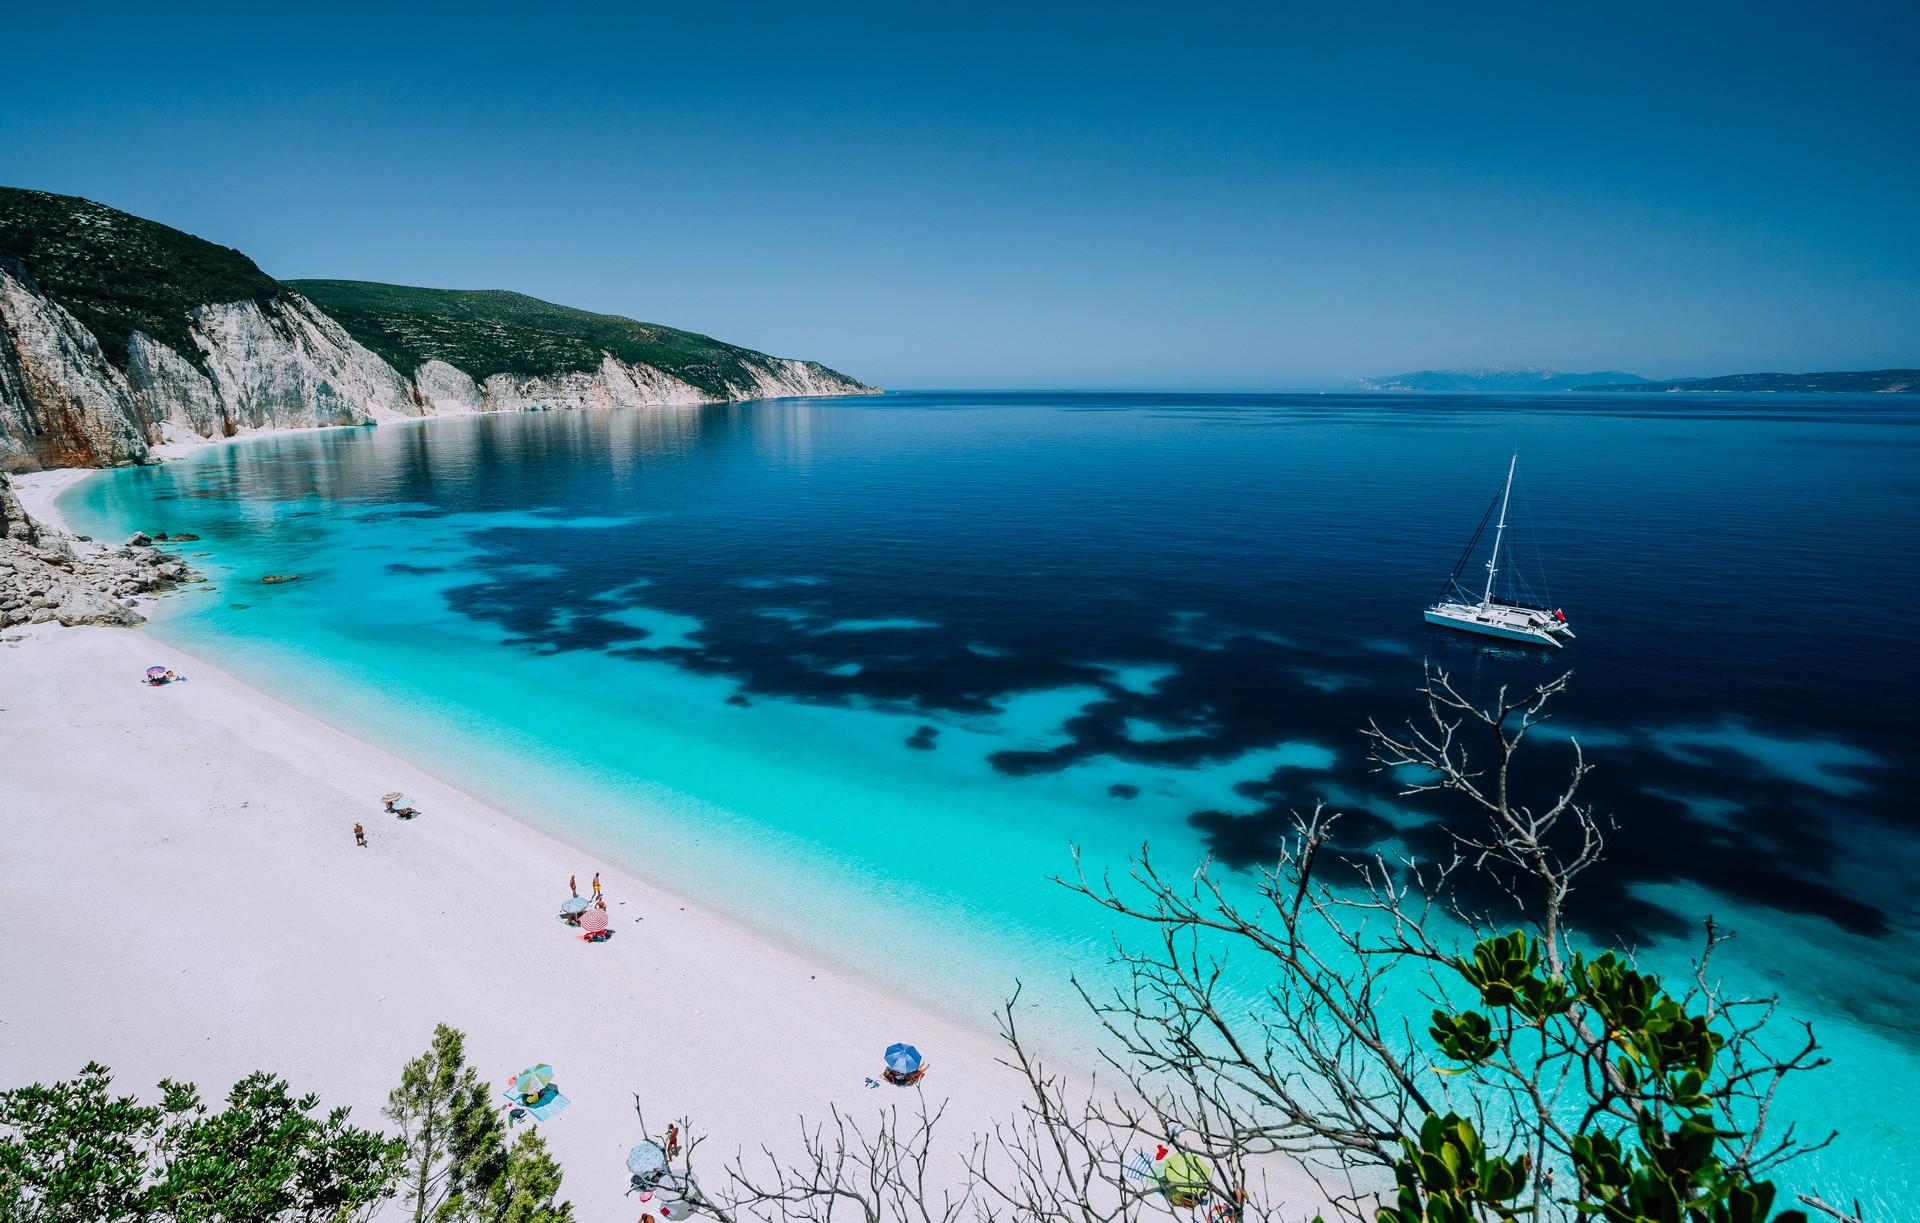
0,606,1027,1216
1,461,1333,1219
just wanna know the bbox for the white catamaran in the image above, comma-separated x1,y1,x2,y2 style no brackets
1424,455,1574,648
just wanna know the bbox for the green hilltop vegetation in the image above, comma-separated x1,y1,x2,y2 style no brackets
0,186,867,399
288,279,861,398
0,186,282,371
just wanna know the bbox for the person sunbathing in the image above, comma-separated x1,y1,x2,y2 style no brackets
881,1066,927,1086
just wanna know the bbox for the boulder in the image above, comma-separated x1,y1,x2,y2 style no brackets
54,586,144,627
0,474,38,545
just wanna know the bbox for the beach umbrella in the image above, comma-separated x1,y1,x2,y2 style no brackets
580,908,610,935
146,666,168,679
511,1064,554,1099
561,897,591,915
627,1141,668,1179
381,791,404,804
883,1043,922,1074
1155,1149,1212,1200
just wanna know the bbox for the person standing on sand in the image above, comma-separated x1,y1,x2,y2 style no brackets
354,822,367,847
591,872,601,900
569,874,578,898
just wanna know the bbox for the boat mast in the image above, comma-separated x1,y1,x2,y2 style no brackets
1482,454,1517,607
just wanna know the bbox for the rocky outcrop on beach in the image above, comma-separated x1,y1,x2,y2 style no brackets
1,187,876,472
0,472,196,627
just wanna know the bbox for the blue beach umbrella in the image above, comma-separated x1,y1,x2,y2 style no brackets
884,1044,922,1074
561,897,591,915
627,1141,668,1180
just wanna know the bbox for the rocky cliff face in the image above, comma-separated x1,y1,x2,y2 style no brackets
411,350,865,415
0,268,152,468
0,261,876,472
1,266,426,471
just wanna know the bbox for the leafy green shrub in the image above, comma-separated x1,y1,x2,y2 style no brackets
0,1062,397,1221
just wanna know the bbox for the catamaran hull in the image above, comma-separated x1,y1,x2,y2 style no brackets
1424,607,1567,648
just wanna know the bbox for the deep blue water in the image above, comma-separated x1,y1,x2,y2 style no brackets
66,390,1920,1199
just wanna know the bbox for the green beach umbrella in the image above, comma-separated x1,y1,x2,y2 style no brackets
511,1063,554,1100
1155,1149,1211,1201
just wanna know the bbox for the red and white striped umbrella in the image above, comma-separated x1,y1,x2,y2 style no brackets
579,908,609,935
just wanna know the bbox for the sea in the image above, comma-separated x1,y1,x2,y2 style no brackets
63,390,1920,1206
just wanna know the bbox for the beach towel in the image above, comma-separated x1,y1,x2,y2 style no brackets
500,1088,571,1122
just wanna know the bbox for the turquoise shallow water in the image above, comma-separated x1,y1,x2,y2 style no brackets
62,392,1920,1206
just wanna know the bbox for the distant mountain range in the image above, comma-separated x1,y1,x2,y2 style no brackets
1359,365,1919,395
1576,369,1919,394
1357,366,1648,393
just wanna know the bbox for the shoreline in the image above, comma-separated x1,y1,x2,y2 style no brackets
5,443,1063,1217
0,618,1034,1216
9,442,1354,1217
10,464,100,533
14,401,1906,1209
26,445,1061,1050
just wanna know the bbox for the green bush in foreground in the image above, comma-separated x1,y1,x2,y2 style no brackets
0,1063,397,1221
0,1026,571,1223
1378,932,1809,1223
383,1023,572,1223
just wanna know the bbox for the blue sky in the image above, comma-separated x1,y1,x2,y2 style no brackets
4,1,1915,387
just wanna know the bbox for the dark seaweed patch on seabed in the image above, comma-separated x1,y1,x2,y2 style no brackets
434,519,1897,954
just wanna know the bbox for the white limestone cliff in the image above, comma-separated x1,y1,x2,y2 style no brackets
0,264,876,472
412,351,862,414
0,269,151,468
187,295,422,432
